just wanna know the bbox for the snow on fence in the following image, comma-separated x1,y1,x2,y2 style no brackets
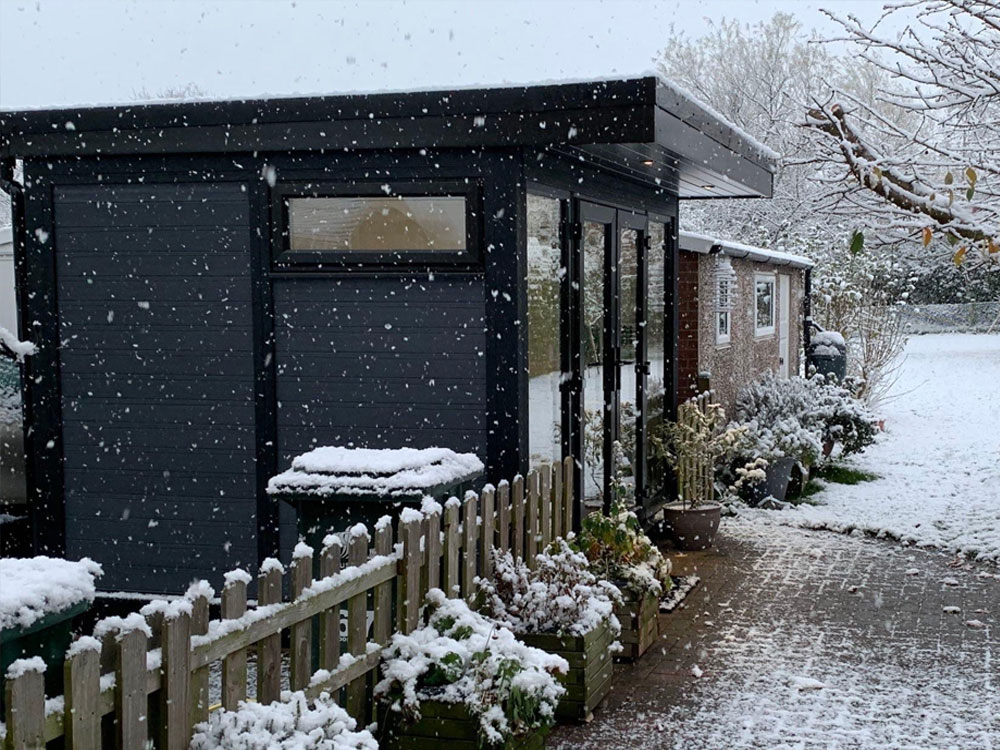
897,302,1000,334
1,458,575,750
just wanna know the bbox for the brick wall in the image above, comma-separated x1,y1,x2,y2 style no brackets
677,250,700,400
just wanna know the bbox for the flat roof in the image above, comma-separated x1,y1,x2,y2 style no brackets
679,230,814,269
0,76,774,199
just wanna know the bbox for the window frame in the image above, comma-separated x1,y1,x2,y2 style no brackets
715,275,732,347
270,179,483,268
754,272,776,337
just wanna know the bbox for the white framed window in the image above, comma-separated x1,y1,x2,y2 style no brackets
714,256,735,346
716,277,732,345
754,272,776,337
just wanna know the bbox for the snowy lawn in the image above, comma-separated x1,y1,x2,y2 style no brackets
741,333,1000,562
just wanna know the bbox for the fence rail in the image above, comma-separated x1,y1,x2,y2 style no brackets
1,457,575,750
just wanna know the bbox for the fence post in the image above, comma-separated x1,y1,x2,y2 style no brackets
65,642,101,750
346,526,370,719
188,590,211,727
526,470,539,565
290,549,314,692
318,539,341,674
116,628,148,750
221,573,249,709
539,464,552,548
512,475,525,561
442,499,461,599
562,456,574,535
161,610,192,750
551,460,563,540
373,517,394,645
496,480,511,553
480,485,495,580
425,506,442,594
257,562,284,705
4,660,46,750
401,515,423,633
462,492,478,604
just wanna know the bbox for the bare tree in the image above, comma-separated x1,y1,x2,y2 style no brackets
806,0,1000,266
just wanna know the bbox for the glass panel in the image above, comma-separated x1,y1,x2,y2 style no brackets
618,228,640,493
582,221,607,506
756,278,775,329
646,223,667,495
527,194,563,469
288,196,466,252
0,357,27,504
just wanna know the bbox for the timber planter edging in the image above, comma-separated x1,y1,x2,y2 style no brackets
519,618,616,723
380,698,550,750
613,591,660,662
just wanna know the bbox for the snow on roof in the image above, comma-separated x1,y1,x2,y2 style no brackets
0,557,102,631
679,231,814,269
267,446,484,499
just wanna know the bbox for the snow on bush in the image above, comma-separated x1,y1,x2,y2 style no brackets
0,556,102,631
732,373,877,467
574,501,672,600
375,589,567,746
0,325,37,361
189,691,376,750
481,539,622,639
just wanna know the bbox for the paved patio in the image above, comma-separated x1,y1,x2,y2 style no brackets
550,519,1000,749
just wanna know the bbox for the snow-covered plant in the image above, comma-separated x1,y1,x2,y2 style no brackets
653,397,746,508
481,540,622,639
732,374,826,467
189,690,376,750
574,501,673,600
732,457,769,493
375,589,567,747
732,372,878,467
808,374,879,458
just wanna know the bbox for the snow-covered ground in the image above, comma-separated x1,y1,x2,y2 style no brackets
743,334,1000,562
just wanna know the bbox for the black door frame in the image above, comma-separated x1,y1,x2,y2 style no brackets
617,210,649,513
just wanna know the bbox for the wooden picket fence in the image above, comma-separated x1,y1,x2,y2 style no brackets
1,458,575,750
675,391,717,507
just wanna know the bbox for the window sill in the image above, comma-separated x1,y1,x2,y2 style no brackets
754,330,776,340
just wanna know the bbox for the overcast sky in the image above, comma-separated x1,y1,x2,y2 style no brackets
0,0,907,110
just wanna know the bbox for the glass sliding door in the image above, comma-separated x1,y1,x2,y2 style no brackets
578,203,614,511
617,224,641,505
645,221,668,501
526,193,564,468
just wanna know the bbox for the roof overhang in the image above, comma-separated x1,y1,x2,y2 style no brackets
0,76,774,199
679,230,814,269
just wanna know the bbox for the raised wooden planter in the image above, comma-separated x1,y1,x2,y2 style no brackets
520,618,615,723
380,698,549,749
614,591,659,662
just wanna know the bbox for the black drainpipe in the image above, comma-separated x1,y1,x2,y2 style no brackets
803,267,813,357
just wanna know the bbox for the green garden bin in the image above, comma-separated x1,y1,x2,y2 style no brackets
268,446,485,565
1,599,90,710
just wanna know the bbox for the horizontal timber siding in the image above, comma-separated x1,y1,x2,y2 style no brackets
54,182,258,594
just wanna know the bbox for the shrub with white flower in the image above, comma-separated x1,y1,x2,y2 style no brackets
189,690,376,750
375,589,567,747
481,539,622,639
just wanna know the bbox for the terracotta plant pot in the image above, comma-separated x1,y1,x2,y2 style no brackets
661,502,721,551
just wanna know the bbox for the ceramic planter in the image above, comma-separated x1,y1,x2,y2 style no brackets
520,618,616,723
763,456,796,501
380,699,550,750
613,591,659,661
661,501,721,550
